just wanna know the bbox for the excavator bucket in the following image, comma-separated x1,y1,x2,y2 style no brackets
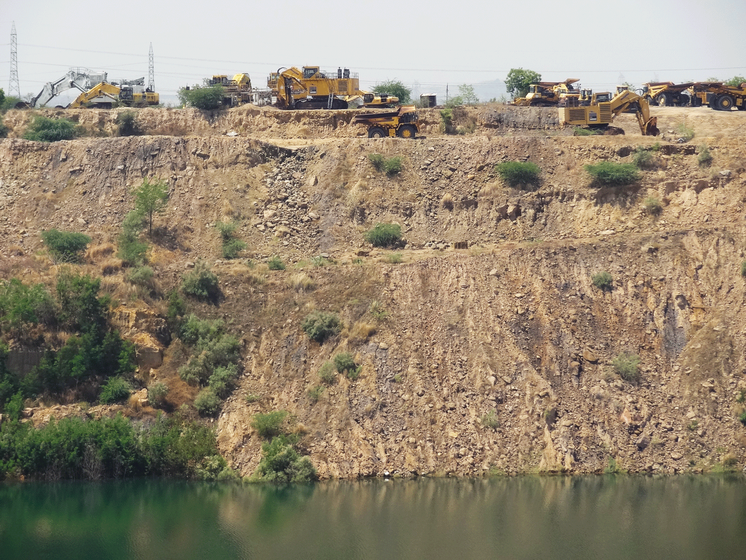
643,117,659,136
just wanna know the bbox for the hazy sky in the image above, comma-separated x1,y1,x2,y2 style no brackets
2,0,745,104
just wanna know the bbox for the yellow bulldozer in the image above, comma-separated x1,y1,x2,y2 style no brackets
353,106,419,138
558,89,659,135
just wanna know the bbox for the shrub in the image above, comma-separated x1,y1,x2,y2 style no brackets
368,153,385,171
481,410,499,430
222,238,247,259
118,210,148,266
267,255,285,270
208,363,239,398
334,352,356,374
0,278,56,331
251,411,288,439
216,221,246,259
41,229,91,263
495,161,541,189
741,261,746,278
643,197,662,215
584,161,641,186
302,311,341,343
318,361,336,384
383,156,404,176
99,377,132,404
592,271,613,291
440,108,455,134
55,272,109,333
676,122,694,142
177,316,240,386
147,382,169,407
23,115,78,142
632,148,655,169
386,252,403,264
194,388,222,416
364,223,402,247
125,266,154,287
116,111,141,136
698,145,713,167
739,411,746,426
178,85,225,110
308,385,324,403
181,261,219,301
574,127,601,136
612,352,641,382
254,435,317,483
0,117,8,138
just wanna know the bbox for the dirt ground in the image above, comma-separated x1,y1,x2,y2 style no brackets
2,103,746,478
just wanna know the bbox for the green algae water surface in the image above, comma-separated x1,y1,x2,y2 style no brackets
1,475,745,560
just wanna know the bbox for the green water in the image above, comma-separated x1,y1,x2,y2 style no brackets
1,476,744,560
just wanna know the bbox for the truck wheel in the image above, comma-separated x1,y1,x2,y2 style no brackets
716,95,735,111
657,93,670,107
368,127,386,138
397,125,416,139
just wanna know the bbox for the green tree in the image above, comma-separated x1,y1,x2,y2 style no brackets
505,68,541,99
458,84,479,106
178,85,225,110
373,80,411,104
0,88,5,110
132,177,169,235
725,76,746,87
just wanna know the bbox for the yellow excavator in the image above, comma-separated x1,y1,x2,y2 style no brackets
68,79,159,109
558,89,659,135
272,66,399,109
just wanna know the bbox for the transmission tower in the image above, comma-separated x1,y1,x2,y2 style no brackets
9,22,20,97
148,43,155,91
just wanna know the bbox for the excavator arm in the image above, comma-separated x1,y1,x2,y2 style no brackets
608,90,659,136
30,69,107,108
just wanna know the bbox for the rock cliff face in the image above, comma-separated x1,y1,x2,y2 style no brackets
2,105,746,477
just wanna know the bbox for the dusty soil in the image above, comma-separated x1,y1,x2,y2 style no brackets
2,104,746,478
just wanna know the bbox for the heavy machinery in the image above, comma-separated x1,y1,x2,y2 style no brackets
353,106,419,138
274,66,357,109
28,69,158,108
558,89,659,136
690,82,746,111
68,78,158,108
29,68,107,108
640,82,693,107
271,66,398,109
207,73,253,106
512,79,581,107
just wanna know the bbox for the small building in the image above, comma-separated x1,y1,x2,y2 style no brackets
420,93,437,108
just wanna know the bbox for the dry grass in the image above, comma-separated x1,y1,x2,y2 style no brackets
479,182,500,198
7,245,25,256
441,193,454,210
100,258,123,276
87,242,116,261
348,321,377,344
221,199,235,218
289,272,316,292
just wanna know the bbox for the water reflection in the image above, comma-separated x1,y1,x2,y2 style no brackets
0,476,744,560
